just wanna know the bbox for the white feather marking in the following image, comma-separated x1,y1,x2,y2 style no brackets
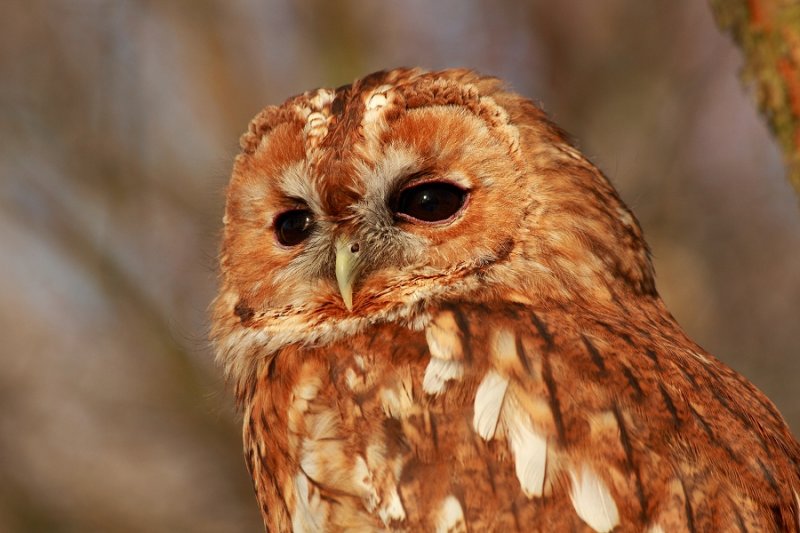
345,368,360,391
305,112,326,130
352,455,379,512
380,387,401,418
504,402,548,497
308,88,334,110
689,350,712,364
364,84,393,116
296,409,349,492
425,311,463,360
645,526,665,533
492,328,517,364
362,444,407,524
491,328,531,377
568,464,620,533
302,111,329,150
423,358,464,395
294,378,321,401
298,438,346,486
616,207,635,228
306,409,339,440
353,353,367,371
367,92,388,110
299,447,320,482
473,370,509,440
292,473,326,533
435,495,466,533
795,489,800,522
380,378,414,419
378,486,406,524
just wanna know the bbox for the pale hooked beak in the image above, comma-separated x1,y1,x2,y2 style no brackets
335,238,361,311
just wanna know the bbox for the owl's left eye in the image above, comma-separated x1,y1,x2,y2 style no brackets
274,210,314,246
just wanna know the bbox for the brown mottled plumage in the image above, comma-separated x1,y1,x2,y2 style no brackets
211,68,800,532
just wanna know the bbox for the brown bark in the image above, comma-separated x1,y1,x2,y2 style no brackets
711,0,800,200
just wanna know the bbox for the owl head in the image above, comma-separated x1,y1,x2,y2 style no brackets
212,68,654,383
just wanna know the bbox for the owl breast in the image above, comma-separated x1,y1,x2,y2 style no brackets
241,301,799,532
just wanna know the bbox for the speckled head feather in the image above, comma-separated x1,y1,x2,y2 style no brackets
211,68,800,532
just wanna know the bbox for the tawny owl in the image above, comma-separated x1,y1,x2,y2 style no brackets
211,68,800,532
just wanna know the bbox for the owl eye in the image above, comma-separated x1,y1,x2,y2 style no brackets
274,209,314,246
394,182,467,223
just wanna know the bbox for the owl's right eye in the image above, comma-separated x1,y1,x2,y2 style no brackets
393,181,467,223
274,210,314,246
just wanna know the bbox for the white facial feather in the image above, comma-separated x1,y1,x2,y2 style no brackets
278,161,323,214
356,144,419,207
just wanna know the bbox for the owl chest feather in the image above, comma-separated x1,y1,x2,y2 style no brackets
241,302,800,532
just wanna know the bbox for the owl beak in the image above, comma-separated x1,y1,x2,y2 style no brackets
335,238,361,311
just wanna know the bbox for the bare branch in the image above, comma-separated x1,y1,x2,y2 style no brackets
711,0,800,200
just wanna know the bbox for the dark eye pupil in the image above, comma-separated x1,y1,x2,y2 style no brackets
395,182,467,222
275,210,313,246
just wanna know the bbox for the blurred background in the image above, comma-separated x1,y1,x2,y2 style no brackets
1,1,799,531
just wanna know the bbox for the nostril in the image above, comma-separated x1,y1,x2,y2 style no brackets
350,243,360,254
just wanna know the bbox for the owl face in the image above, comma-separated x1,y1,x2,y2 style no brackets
214,68,654,375
237,110,521,303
